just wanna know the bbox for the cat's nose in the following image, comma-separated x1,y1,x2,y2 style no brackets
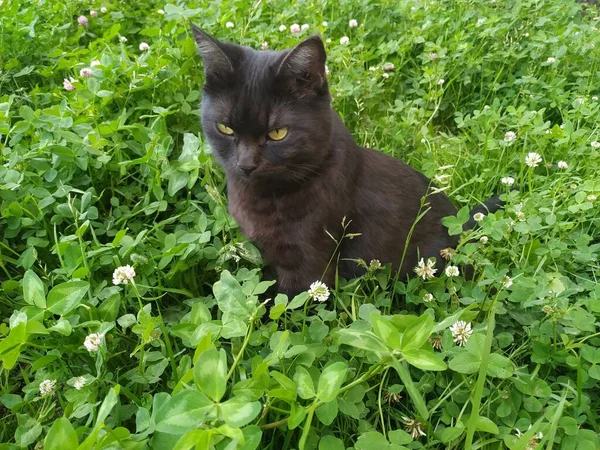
238,163,257,175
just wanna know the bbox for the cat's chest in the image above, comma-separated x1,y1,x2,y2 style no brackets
228,186,310,242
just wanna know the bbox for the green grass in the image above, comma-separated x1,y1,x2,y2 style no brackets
1,0,600,448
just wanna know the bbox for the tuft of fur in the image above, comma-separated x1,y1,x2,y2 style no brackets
192,26,498,295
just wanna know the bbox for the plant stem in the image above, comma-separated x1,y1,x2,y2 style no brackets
464,303,497,449
226,319,255,381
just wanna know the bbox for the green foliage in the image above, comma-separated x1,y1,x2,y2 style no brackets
1,0,600,449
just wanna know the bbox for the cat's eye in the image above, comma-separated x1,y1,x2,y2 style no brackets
267,127,288,141
217,123,234,136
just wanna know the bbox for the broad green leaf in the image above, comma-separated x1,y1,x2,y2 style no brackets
315,399,338,425
400,314,433,352
371,313,401,350
44,418,78,450
219,396,261,427
173,430,212,450
239,425,262,450
391,358,428,419
23,270,45,308
294,366,315,399
316,362,348,403
287,292,310,310
95,385,120,428
475,416,499,434
288,402,306,430
487,353,514,378
448,351,480,374
47,281,89,315
194,348,227,402
440,426,464,443
388,429,413,445
337,329,388,354
403,349,446,371
0,322,26,370
319,435,345,450
155,390,216,434
355,431,389,449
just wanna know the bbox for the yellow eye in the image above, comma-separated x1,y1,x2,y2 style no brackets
267,127,288,141
217,123,234,135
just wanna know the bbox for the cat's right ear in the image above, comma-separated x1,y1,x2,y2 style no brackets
276,35,328,97
190,24,234,79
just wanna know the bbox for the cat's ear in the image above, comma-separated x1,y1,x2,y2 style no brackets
191,24,234,79
276,36,328,96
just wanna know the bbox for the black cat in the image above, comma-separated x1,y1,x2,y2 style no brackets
191,25,501,295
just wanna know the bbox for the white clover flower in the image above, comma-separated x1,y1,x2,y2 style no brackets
78,15,89,26
340,36,350,45
557,160,568,169
369,66,378,71
501,176,515,186
259,41,268,50
90,60,101,67
120,36,128,43
84,333,104,352
80,67,93,78
402,416,426,439
423,293,434,303
445,265,460,277
100,6,107,13
322,21,328,27
414,258,437,280
429,52,438,60
225,21,234,29
73,376,86,390
591,141,600,148
525,152,543,168
326,38,331,43
157,9,165,14
349,19,358,28
290,23,301,34
113,265,136,285
301,23,309,31
434,174,450,184
279,24,287,32
546,57,556,64
39,379,57,396
383,62,395,71
502,276,513,288
382,73,390,79
450,321,472,346
477,17,485,25
139,42,150,51
308,281,330,303
439,247,456,260
438,78,445,85
504,131,517,142
63,77,76,91
593,96,598,101
369,259,382,271
473,212,485,222
90,10,98,18
587,194,597,202
480,236,489,244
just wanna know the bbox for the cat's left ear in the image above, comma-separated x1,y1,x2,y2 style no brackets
190,24,234,80
276,36,328,96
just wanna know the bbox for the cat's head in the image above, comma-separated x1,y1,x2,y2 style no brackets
192,25,333,185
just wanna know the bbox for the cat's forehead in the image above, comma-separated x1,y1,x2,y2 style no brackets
204,47,291,130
